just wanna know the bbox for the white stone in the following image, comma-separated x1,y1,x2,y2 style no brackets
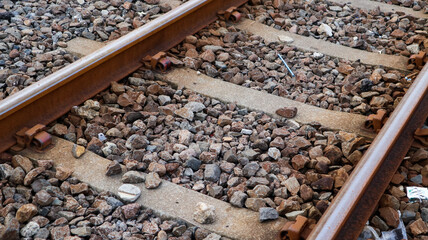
317,23,333,37
193,202,216,224
407,44,420,54
20,221,40,237
268,147,281,160
241,129,253,135
278,35,294,44
283,177,300,195
203,233,221,240
158,95,171,105
312,52,324,60
118,184,141,202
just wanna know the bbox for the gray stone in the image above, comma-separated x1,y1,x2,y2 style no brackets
184,158,201,171
118,184,141,202
230,191,248,208
71,227,92,237
0,164,13,179
185,102,206,112
240,149,258,160
204,164,221,182
421,208,428,223
242,162,260,177
259,207,279,222
122,171,145,183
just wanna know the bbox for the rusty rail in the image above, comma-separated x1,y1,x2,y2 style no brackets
307,64,428,240
0,0,247,153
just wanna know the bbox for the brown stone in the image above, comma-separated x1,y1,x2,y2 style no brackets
275,107,297,118
106,160,122,176
277,199,300,215
50,225,71,240
72,144,86,158
311,175,334,191
70,183,89,195
299,184,313,202
148,162,166,176
334,168,348,188
379,207,399,228
411,149,428,163
409,218,428,236
55,166,74,181
23,167,45,186
390,173,405,185
16,204,38,223
315,156,330,174
272,128,290,138
324,145,343,164
390,29,405,38
121,203,141,219
289,136,311,149
217,115,232,127
245,198,266,212
11,155,33,173
338,63,354,75
291,155,308,170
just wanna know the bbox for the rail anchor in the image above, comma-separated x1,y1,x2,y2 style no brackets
365,109,388,132
142,52,172,72
278,216,315,240
11,124,52,152
408,51,427,70
219,7,242,22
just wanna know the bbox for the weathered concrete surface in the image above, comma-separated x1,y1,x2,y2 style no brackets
66,37,107,58
159,68,376,139
236,19,409,71
331,0,427,19
19,137,286,240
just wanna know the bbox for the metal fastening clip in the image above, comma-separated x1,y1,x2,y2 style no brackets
365,109,388,132
278,216,315,240
12,124,52,152
408,51,427,70
224,7,242,22
142,52,172,72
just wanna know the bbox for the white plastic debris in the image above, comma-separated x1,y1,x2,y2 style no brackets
98,133,107,142
364,211,408,240
406,186,428,202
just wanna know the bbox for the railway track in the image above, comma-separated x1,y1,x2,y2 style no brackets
0,0,427,239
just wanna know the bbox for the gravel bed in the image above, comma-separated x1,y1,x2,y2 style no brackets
167,20,411,115
0,154,218,240
0,0,184,100
47,71,371,227
240,0,427,56
360,147,428,240
372,0,428,11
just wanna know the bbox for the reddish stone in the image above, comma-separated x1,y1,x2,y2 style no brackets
275,107,297,118
379,207,399,228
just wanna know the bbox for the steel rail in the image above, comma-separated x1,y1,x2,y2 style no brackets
0,0,247,153
307,63,428,240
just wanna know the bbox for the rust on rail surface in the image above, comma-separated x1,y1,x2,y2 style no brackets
0,0,247,153
307,64,428,240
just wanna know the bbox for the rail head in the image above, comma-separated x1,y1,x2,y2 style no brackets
0,0,248,153
307,63,428,240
